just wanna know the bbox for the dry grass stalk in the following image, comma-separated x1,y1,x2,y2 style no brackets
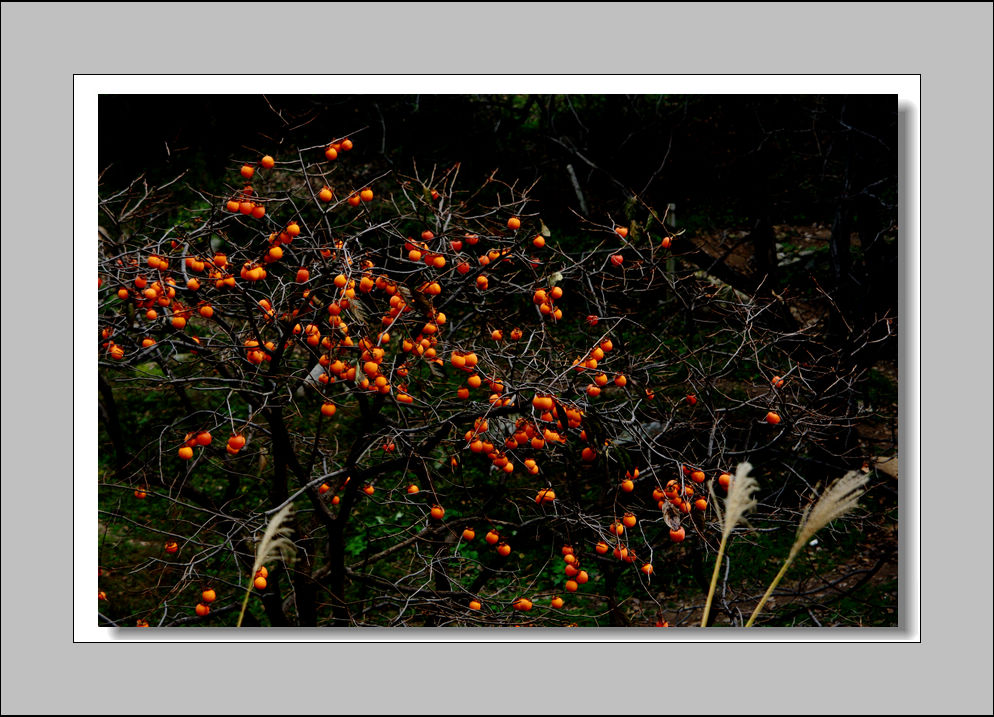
237,503,297,627
702,462,759,626
745,471,869,627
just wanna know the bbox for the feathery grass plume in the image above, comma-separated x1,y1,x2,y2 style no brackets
237,503,297,627
745,470,869,627
702,462,758,626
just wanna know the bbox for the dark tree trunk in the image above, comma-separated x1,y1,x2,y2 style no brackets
98,373,128,473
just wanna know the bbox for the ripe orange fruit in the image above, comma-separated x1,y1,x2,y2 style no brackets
496,542,511,557
341,138,353,151
325,146,338,161
321,402,337,417
252,204,266,219
536,488,556,504
694,498,708,511
318,483,331,495
690,470,705,484
363,485,375,495
406,484,420,495
620,479,634,493
164,540,179,554
485,530,500,545
469,600,482,610
430,505,445,520
507,217,521,230
254,576,267,590
240,165,255,179
669,527,686,542
661,236,672,249
533,235,546,248
622,512,637,528
196,603,211,617
178,446,194,460
565,580,579,593
462,528,475,541
202,588,216,603
610,254,624,266
196,431,212,446
512,597,533,611
615,226,629,238
550,595,564,608
360,188,374,202
641,563,654,575
686,394,697,406
261,155,275,169
134,488,147,499
718,472,731,490
771,375,786,388
531,395,554,411
319,187,333,202
766,411,781,425
595,541,609,555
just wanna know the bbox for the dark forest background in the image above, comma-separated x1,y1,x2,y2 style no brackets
99,93,898,342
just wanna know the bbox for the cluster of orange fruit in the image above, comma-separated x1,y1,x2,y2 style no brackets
766,375,786,424
451,352,514,408
224,185,266,219
195,587,216,617
177,430,212,460
572,337,615,374
532,285,565,320
319,479,346,505
560,545,591,593
254,565,269,590
243,338,275,367
475,527,511,558
405,231,448,269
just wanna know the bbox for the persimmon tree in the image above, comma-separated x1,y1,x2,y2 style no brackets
97,130,894,627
